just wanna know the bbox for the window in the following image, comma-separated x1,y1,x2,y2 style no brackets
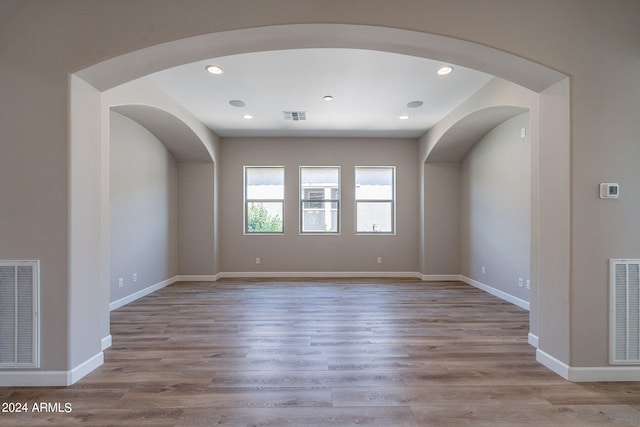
355,166,395,233
300,167,340,233
244,167,284,233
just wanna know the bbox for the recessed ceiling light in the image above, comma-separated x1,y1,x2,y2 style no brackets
229,100,246,107
437,66,454,76
407,101,424,108
205,65,224,75
242,114,253,120
398,115,410,120
323,95,334,101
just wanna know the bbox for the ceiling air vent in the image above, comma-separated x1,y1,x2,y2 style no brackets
283,111,307,121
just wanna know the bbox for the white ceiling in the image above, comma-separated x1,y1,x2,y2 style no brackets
148,48,494,139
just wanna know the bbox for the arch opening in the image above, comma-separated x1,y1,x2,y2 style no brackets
68,23,570,385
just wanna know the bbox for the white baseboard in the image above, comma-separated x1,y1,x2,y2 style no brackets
0,352,103,387
528,333,539,348
460,275,530,311
420,274,461,281
101,334,112,351
536,348,570,379
69,352,104,385
109,276,178,311
175,274,219,282
566,366,640,382
216,271,422,279
536,348,640,382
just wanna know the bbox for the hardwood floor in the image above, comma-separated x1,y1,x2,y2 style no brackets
3,278,640,426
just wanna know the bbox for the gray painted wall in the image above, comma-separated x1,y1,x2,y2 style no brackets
178,162,216,276
109,111,178,302
220,138,419,273
461,113,531,302
423,163,461,276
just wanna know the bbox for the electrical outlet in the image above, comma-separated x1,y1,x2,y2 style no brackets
526,279,530,289
481,266,486,274
518,278,524,287
132,273,137,282
256,257,261,265
377,257,382,264
118,277,124,288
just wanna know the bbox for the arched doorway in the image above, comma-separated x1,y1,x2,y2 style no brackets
69,23,570,384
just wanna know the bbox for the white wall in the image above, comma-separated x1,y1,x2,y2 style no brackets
220,137,419,274
109,111,178,303
460,113,531,302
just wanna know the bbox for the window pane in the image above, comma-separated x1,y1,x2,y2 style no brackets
355,167,393,200
356,201,392,233
302,201,338,232
300,167,340,233
246,167,284,199
301,167,339,188
247,202,283,233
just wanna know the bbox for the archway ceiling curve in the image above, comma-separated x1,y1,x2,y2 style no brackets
111,105,213,163
426,106,528,163
77,24,566,93
88,24,561,160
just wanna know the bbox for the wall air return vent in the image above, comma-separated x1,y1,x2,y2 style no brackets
610,259,640,364
0,260,39,368
283,111,307,121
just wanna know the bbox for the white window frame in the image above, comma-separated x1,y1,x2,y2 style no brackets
299,166,341,234
244,166,285,234
355,166,396,235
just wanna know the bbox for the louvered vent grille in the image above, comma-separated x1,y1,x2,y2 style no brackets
611,259,640,364
283,111,307,121
0,261,39,368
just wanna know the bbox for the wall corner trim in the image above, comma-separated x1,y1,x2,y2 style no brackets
460,275,530,311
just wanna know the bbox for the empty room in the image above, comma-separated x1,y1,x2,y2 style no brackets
1,1,640,425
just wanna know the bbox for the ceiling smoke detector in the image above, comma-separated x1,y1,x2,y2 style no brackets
283,111,307,121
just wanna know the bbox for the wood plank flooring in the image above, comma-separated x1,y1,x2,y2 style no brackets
3,278,640,426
